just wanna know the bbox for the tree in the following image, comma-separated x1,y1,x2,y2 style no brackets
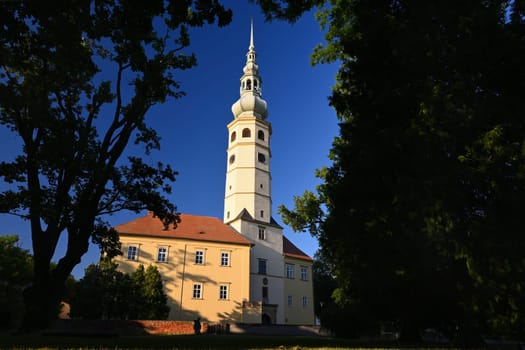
136,265,170,320
0,0,232,329
257,0,525,339
0,235,33,286
71,259,132,319
0,235,33,328
71,262,169,320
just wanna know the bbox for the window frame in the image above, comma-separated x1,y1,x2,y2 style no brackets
302,296,308,308
285,263,295,279
127,245,139,261
195,250,205,265
258,226,266,240
287,295,293,306
219,284,229,300
157,246,168,263
300,266,308,281
220,251,230,267
192,283,203,299
258,258,267,275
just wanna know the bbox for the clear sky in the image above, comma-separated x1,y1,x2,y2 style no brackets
0,0,339,279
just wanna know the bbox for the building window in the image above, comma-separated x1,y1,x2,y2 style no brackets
219,285,229,300
157,247,168,262
260,210,264,218
127,246,138,261
193,284,203,299
285,263,295,279
287,295,293,306
258,130,265,140
230,131,236,142
302,296,308,308
258,259,267,274
229,154,235,164
246,79,252,90
221,252,230,266
258,152,266,163
242,128,251,138
195,250,204,265
262,286,269,304
300,266,308,281
258,226,266,240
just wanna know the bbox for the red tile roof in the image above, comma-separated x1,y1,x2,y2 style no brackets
283,236,313,262
115,213,252,246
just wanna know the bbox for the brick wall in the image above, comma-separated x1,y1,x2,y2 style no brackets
47,319,211,336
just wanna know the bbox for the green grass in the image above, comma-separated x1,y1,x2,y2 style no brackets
0,334,455,350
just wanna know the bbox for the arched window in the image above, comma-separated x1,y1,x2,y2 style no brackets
230,131,236,143
246,79,252,90
242,128,251,138
254,79,258,90
258,130,265,141
258,152,266,163
229,154,235,164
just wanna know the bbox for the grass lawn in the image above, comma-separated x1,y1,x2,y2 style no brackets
0,333,453,350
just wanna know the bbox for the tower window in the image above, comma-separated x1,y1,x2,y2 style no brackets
260,210,264,218
226,211,230,219
258,153,266,163
229,154,235,164
242,128,251,138
258,130,265,140
230,131,236,142
246,79,252,90
258,226,266,240
258,259,267,274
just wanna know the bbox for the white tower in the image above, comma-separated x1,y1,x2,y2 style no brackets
224,22,285,324
224,21,271,224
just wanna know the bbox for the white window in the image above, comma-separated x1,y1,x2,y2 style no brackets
285,263,295,279
219,285,229,300
157,247,168,262
127,246,138,261
258,226,266,240
287,295,293,306
193,284,203,299
300,266,308,281
302,296,308,308
221,252,230,266
195,250,204,265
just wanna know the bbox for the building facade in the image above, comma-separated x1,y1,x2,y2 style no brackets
115,23,314,325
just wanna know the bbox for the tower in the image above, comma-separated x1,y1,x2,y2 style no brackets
224,22,286,324
224,21,271,224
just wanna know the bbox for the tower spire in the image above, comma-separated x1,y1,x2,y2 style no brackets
231,20,267,119
249,17,254,50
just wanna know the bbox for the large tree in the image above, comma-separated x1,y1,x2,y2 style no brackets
256,0,525,339
0,0,231,329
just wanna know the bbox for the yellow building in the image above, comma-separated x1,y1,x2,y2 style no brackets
115,22,315,325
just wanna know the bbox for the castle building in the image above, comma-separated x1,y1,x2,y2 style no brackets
114,23,315,325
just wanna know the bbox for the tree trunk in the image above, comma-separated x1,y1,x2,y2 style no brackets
21,278,63,331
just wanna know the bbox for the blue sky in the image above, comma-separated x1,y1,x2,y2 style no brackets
0,1,339,278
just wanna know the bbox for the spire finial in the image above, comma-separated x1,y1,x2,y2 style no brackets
249,18,254,50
